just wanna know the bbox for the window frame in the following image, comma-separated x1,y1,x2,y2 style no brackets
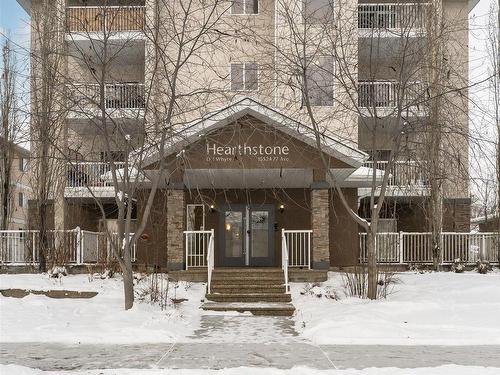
230,0,259,16
230,62,259,92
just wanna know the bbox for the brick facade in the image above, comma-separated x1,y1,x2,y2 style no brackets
311,188,330,269
166,189,185,270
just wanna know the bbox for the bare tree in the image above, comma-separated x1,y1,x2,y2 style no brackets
29,0,68,272
0,40,20,230
59,0,227,309
232,0,474,297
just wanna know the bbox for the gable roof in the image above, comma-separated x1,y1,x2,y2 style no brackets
142,97,367,168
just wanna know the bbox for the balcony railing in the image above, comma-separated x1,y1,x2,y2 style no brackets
358,81,426,109
66,162,126,188
363,160,428,187
66,6,145,33
358,3,431,32
70,83,145,111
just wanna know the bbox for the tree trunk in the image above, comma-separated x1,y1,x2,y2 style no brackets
366,230,378,299
122,253,134,310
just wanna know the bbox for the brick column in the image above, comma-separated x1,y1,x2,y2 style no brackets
167,188,185,270
311,187,330,269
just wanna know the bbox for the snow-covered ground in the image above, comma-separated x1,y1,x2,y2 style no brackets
292,271,500,345
1,364,500,375
0,273,205,343
1,271,500,345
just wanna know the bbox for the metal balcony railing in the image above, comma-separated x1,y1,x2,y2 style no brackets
70,83,145,111
363,160,429,187
358,81,426,109
66,6,145,33
358,3,431,32
66,162,126,188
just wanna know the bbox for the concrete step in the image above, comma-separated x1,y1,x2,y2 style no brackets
211,285,286,294
206,293,292,303
202,302,295,316
211,276,284,284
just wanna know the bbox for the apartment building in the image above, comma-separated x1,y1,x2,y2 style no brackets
20,0,475,272
0,136,30,230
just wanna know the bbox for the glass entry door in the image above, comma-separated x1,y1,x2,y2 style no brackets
219,205,274,267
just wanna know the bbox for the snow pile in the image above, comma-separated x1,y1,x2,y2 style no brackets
292,271,500,345
1,364,500,375
0,274,205,344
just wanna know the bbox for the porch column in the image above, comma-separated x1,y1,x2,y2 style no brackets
311,184,330,269
166,186,185,271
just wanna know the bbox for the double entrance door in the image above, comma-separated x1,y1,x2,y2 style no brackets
219,205,275,267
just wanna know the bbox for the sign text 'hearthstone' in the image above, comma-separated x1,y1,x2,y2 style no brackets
206,143,290,163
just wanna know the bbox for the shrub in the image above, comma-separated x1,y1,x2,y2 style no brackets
342,266,399,299
451,258,465,273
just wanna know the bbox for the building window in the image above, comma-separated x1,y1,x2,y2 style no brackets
231,0,259,15
18,192,25,208
304,0,334,24
304,56,334,106
230,63,258,91
19,157,27,172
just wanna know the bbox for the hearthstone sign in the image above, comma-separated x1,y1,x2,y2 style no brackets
206,142,290,163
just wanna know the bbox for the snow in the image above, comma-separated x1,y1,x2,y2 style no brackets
292,271,500,345
1,271,500,345
0,274,206,344
1,364,500,375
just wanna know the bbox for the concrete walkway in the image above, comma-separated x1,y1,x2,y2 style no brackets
2,342,500,370
2,315,500,370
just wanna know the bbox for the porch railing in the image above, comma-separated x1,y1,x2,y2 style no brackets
281,229,290,293
66,6,146,33
70,83,145,111
359,232,500,264
363,160,429,187
358,3,431,31
283,229,312,268
358,81,427,109
66,162,126,188
0,228,136,265
184,230,214,269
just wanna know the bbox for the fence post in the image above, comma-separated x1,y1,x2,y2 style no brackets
32,231,37,265
399,231,404,264
481,234,486,262
439,233,444,265
185,232,189,270
76,227,82,265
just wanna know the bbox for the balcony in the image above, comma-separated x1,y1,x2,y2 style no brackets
358,3,431,37
65,162,125,198
66,6,145,37
357,81,427,116
68,83,145,119
360,160,430,197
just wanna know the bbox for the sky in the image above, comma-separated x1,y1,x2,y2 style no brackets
0,0,498,207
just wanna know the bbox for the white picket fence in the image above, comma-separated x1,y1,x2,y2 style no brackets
359,232,500,264
0,228,136,265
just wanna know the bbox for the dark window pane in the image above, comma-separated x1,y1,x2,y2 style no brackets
231,0,244,14
245,63,258,91
231,63,244,91
245,0,259,14
304,0,334,24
